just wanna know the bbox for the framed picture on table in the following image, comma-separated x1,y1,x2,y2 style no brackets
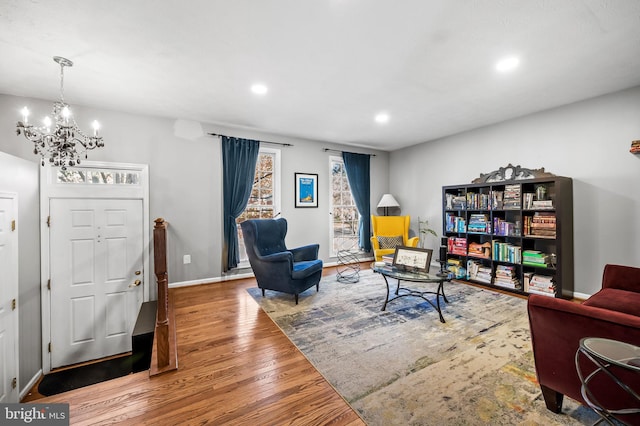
392,246,433,272
295,173,318,208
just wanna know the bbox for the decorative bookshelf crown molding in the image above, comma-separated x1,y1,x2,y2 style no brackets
471,164,555,184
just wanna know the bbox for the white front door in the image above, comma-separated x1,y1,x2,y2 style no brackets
49,198,144,368
0,195,18,402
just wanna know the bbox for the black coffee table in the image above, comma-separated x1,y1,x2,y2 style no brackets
371,263,452,323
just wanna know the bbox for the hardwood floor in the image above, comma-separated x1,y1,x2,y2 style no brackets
25,266,366,425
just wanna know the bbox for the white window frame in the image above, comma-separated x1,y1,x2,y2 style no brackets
237,147,281,266
328,155,360,257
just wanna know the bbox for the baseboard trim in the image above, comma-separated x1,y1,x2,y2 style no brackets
20,369,42,401
168,258,375,289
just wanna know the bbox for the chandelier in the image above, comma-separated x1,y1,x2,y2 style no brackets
16,56,104,170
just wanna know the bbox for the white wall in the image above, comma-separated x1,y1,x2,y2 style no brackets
0,151,40,397
390,86,640,296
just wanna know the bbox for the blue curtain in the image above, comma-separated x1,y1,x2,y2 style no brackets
342,152,371,252
222,136,260,271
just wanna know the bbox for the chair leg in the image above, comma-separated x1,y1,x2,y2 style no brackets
540,385,564,413
295,294,299,304
316,283,319,291
261,288,265,297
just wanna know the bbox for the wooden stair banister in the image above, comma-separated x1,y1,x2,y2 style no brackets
151,217,178,375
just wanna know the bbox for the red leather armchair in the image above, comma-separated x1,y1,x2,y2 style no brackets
528,264,640,420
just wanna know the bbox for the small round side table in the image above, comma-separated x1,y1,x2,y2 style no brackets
575,337,640,425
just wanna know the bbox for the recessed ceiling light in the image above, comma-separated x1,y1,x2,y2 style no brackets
495,57,520,72
375,113,389,124
251,83,268,95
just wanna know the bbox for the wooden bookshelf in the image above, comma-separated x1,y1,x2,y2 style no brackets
442,175,574,299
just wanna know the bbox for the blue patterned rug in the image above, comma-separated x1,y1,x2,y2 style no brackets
247,270,600,425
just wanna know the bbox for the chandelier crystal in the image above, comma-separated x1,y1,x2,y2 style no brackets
16,56,104,170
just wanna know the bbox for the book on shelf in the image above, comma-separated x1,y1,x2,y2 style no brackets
468,214,490,233
468,241,491,258
467,260,492,283
503,184,521,210
445,193,467,210
524,212,556,237
522,250,550,267
466,192,490,210
494,264,521,289
447,237,468,255
447,258,466,279
445,213,466,233
492,240,521,263
491,190,504,210
527,274,556,296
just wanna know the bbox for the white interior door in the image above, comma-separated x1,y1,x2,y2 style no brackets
0,195,18,402
49,198,144,368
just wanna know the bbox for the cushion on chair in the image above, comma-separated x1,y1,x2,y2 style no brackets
583,288,640,317
377,235,404,249
292,259,323,279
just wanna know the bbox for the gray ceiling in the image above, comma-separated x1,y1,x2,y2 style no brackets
1,0,639,151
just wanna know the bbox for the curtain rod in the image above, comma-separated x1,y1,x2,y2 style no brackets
323,148,376,157
208,133,293,147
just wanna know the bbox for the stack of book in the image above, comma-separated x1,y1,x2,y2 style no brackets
447,258,466,279
522,250,549,267
492,241,521,263
631,140,640,154
447,237,467,255
467,260,492,284
468,241,491,258
494,265,521,289
490,190,504,210
445,213,466,233
525,274,556,296
524,212,556,237
466,192,490,210
523,192,535,209
493,217,519,236
503,184,521,210
468,214,490,233
445,193,467,210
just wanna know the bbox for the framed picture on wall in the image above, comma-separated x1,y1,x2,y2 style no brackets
295,173,318,208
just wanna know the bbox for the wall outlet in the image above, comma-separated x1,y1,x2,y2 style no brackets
183,254,191,264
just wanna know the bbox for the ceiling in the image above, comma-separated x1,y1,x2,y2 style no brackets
1,0,639,151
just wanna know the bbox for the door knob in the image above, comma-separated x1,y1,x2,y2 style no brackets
129,279,142,288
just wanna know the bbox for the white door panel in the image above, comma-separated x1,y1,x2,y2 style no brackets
50,198,143,368
0,195,18,403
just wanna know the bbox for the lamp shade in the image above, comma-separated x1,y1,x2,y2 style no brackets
377,193,400,208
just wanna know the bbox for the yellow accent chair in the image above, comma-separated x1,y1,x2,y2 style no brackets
370,215,419,261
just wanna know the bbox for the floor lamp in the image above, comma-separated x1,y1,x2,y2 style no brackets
377,194,400,216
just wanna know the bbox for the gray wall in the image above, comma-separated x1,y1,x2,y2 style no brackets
390,86,640,296
0,92,388,393
0,151,40,396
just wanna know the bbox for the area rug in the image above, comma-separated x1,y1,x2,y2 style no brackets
247,270,600,425
38,355,134,396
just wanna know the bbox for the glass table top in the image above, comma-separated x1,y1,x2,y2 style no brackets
371,263,452,282
581,337,640,372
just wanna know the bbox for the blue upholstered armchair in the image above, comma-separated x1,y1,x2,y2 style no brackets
240,218,323,304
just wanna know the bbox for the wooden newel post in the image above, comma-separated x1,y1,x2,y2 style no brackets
154,217,169,368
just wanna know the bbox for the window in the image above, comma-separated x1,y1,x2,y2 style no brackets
56,168,140,185
237,148,281,264
329,156,360,257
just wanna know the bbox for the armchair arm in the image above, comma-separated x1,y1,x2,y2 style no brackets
290,244,319,262
528,295,640,406
406,236,419,247
602,264,640,292
370,236,380,250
